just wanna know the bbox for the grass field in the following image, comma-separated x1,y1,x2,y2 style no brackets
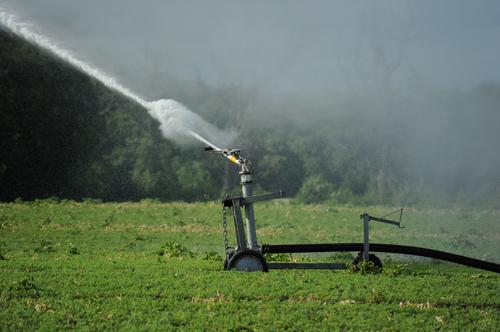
1,200,499,330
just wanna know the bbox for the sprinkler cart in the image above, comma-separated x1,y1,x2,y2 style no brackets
201,140,500,273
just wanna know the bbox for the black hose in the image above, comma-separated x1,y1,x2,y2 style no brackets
261,243,500,273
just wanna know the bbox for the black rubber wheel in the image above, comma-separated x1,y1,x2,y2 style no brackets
227,250,268,272
353,252,383,269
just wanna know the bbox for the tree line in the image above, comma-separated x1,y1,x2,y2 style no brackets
1,30,499,207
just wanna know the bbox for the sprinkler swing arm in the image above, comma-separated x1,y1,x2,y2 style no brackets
200,138,500,273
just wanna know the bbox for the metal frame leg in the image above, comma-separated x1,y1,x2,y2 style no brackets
231,199,247,250
363,213,370,261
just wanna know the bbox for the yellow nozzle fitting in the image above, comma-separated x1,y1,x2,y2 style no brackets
227,155,240,165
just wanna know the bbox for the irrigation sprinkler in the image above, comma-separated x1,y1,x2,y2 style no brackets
198,134,283,271
192,131,500,273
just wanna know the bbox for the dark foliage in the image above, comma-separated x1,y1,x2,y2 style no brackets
1,30,499,206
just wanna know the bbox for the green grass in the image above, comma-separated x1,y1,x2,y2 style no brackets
1,200,499,330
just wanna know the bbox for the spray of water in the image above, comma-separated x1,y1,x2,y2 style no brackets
0,7,233,148
0,8,148,109
148,99,234,148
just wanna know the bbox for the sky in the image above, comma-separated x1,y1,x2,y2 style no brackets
1,0,500,101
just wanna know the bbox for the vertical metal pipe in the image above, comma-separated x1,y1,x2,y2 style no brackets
240,171,259,250
363,213,370,261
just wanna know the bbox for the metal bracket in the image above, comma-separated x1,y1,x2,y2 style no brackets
241,191,286,204
222,191,286,208
360,208,404,228
222,196,233,208
360,208,405,262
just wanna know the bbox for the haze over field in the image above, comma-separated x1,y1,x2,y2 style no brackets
0,0,499,206
2,1,500,97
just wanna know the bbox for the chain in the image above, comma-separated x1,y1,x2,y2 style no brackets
221,204,229,257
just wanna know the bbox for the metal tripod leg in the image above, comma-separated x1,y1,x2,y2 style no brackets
231,199,247,250
363,213,370,261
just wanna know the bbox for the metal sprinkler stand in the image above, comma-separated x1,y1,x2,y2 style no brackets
204,143,285,271
201,141,500,273
208,144,404,272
